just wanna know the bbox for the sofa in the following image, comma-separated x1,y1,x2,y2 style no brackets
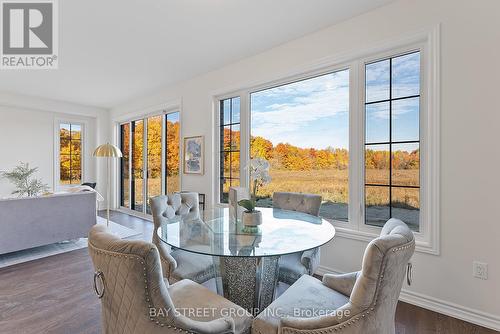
0,192,96,254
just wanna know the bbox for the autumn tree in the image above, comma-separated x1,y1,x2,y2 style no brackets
166,120,180,176
222,128,241,175
59,126,82,183
250,136,273,160
147,116,162,178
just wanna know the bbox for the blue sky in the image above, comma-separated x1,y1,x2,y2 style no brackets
166,111,179,123
60,123,81,132
250,52,420,152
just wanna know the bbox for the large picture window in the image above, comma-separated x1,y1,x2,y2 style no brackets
59,123,82,185
250,69,350,222
215,33,439,253
120,111,180,214
364,51,420,231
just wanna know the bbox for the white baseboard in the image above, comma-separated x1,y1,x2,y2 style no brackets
316,265,342,276
316,265,500,331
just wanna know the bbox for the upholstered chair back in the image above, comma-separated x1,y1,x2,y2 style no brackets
348,218,415,332
149,193,200,275
151,193,200,222
88,225,238,334
88,225,176,334
272,192,322,216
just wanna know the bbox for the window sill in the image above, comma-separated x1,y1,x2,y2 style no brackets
330,224,439,256
215,205,440,255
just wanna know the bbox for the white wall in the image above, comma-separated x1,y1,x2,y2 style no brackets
0,93,109,209
110,0,500,329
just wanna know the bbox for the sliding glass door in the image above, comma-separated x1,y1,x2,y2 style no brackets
146,115,163,214
120,111,180,214
132,120,144,212
120,123,130,208
166,112,180,193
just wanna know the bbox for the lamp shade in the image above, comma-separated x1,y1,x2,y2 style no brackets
93,143,123,158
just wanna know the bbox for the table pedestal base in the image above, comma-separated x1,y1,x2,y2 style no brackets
214,256,280,313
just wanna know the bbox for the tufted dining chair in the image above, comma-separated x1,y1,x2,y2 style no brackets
88,224,253,334
252,218,415,334
150,193,216,284
272,192,323,285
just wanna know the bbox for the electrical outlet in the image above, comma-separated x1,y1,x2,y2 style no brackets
473,261,488,280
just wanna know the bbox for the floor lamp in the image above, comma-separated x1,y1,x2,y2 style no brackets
93,143,123,227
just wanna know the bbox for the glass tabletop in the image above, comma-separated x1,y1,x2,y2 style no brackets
156,207,336,257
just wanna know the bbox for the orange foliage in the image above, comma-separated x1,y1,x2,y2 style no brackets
59,127,82,183
250,136,273,160
120,119,180,177
222,128,241,175
251,135,349,171
166,120,180,176
365,148,419,170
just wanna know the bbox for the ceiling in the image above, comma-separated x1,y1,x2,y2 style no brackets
0,0,395,108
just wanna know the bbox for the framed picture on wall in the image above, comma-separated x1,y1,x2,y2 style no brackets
183,136,204,175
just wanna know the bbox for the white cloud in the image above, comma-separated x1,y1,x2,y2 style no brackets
251,70,349,149
367,97,419,121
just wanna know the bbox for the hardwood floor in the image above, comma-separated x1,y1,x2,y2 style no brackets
0,248,100,334
0,210,497,334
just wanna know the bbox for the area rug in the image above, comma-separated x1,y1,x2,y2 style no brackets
0,217,141,269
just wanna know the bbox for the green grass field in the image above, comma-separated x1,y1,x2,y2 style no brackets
122,168,419,230
256,169,419,209
125,169,418,209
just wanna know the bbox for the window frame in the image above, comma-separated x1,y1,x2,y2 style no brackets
117,109,182,217
336,36,440,255
218,96,243,203
355,46,426,232
214,92,249,206
54,119,86,190
214,63,352,211
363,51,421,230
213,27,440,254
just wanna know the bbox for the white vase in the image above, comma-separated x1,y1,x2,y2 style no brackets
242,210,262,227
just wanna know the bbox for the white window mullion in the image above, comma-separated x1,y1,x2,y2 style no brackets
143,118,148,214
350,60,363,232
128,122,132,209
161,113,167,195
240,93,250,189
358,58,368,232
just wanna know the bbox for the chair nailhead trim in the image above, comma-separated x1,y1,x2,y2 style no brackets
88,242,196,334
280,240,415,334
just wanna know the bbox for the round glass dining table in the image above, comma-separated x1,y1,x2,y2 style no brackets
156,207,335,312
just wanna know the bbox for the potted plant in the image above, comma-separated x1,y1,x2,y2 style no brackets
1,162,49,197
238,158,271,233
